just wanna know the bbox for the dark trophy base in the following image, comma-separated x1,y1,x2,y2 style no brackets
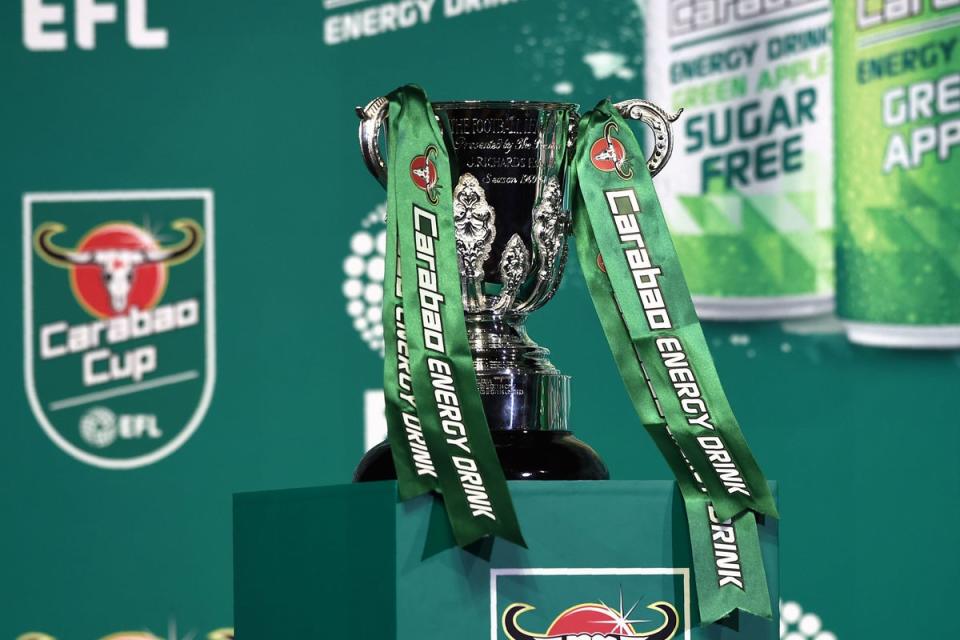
354,430,609,482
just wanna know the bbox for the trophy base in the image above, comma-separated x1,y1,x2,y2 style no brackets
235,481,780,638
353,430,609,482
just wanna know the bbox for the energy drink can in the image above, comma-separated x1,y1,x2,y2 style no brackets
645,0,835,320
834,0,960,348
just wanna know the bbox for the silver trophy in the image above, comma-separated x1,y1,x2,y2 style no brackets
356,97,677,480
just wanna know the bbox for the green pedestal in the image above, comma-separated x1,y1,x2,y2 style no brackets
234,481,778,639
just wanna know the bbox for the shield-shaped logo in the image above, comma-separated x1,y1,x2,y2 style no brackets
492,568,689,640
23,189,215,469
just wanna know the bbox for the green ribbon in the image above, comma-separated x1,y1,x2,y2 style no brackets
383,86,524,547
570,100,775,623
383,153,439,499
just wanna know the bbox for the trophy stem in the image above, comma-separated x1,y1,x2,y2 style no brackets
465,313,569,432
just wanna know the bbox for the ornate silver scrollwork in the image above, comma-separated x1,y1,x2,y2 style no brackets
613,98,683,177
491,234,530,313
515,177,569,313
531,177,566,280
450,174,567,316
453,173,496,279
453,173,496,312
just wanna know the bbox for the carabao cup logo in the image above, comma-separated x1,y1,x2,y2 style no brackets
23,190,216,469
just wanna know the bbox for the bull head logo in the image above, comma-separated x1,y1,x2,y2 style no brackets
34,218,203,315
590,121,633,180
502,601,680,640
410,144,440,205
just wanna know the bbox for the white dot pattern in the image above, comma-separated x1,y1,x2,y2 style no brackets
342,205,388,354
780,601,836,640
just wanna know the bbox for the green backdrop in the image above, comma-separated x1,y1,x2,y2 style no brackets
2,1,958,638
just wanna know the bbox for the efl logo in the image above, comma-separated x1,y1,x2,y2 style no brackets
23,189,215,469
23,0,168,51
78,406,160,449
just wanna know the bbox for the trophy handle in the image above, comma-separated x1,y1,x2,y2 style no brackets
613,99,683,177
356,96,390,188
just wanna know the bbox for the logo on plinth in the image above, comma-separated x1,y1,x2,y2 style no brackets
23,190,216,469
492,568,688,640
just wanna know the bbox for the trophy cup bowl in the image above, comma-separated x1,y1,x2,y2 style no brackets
353,97,678,481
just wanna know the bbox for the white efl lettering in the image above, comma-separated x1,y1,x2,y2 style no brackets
23,0,66,51
76,0,118,50
126,0,167,48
